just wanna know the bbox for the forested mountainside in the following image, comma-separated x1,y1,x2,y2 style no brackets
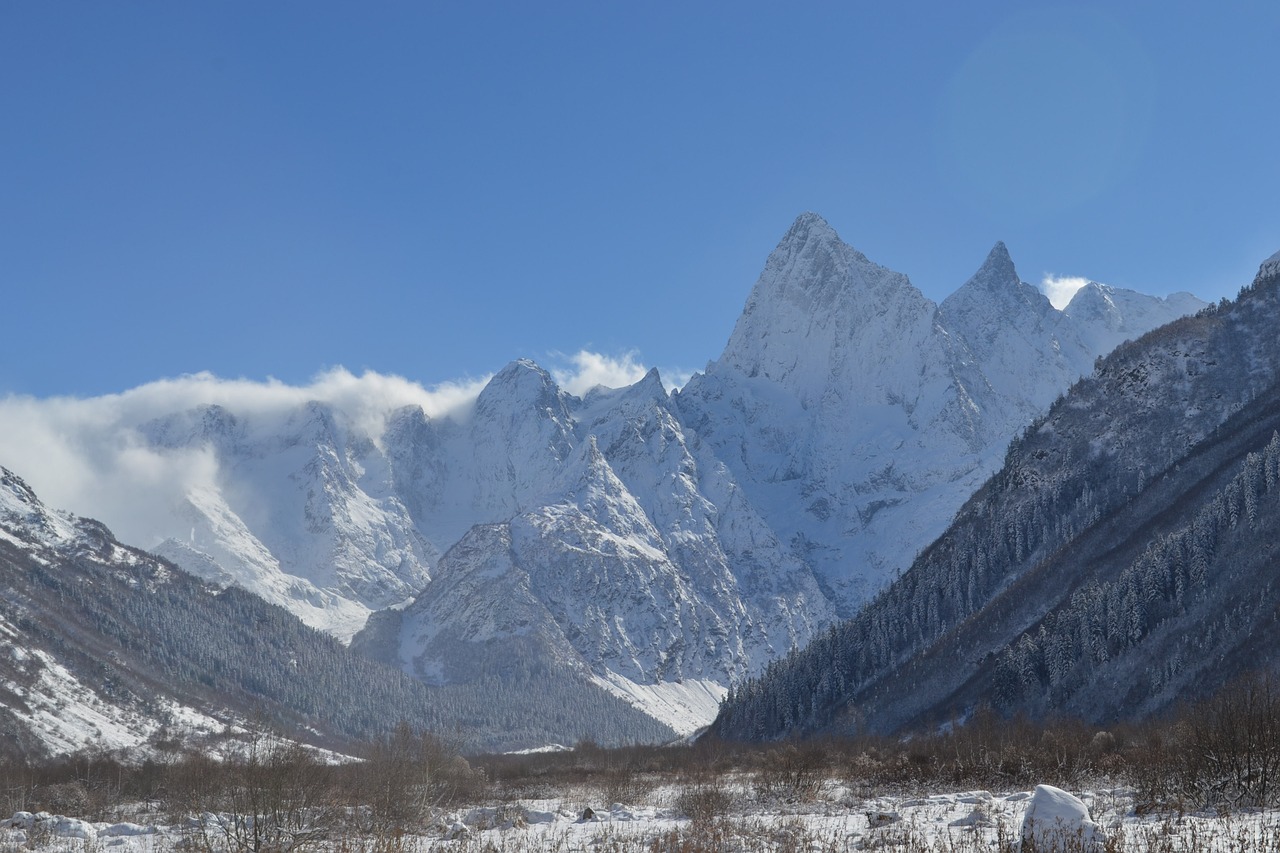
0,468,672,758
711,250,1280,741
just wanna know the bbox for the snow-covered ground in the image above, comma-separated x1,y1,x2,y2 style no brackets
9,782,1280,851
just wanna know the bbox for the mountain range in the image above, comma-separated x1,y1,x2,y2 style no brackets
0,214,1209,749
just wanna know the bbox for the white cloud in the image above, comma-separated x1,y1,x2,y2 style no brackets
548,349,696,396
0,368,490,549
1040,274,1091,310
0,355,697,552
550,350,651,397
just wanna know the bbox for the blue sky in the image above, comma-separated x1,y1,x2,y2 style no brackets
4,2,1279,398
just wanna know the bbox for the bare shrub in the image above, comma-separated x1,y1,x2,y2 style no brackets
675,783,733,825
1177,673,1280,810
218,738,338,853
350,722,481,840
34,781,91,817
751,743,828,803
600,763,653,806
1123,725,1182,815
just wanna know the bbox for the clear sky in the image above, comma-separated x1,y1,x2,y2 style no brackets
4,2,1279,398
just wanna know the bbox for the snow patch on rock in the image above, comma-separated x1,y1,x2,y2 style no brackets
589,671,727,736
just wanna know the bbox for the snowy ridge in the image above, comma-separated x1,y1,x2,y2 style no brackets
0,469,242,756
0,468,83,552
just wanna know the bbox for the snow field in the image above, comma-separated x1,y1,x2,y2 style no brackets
11,783,1280,852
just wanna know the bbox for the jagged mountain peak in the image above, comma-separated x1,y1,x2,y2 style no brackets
0,465,83,548
612,367,668,409
286,399,344,444
636,365,663,391
581,367,667,412
941,241,1048,320
534,433,668,552
484,358,555,390
475,358,572,416
1061,280,1210,350
779,211,840,249
970,241,1020,290
1064,280,1112,310
141,403,243,450
717,213,935,402
752,212,907,305
550,434,616,500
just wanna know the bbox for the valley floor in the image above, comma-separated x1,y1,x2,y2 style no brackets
7,782,1280,852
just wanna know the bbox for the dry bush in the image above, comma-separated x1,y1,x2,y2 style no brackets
750,742,830,804
0,750,131,821
351,722,479,830
214,738,339,853
33,781,91,817
1175,673,1280,811
674,783,733,825
1121,724,1183,815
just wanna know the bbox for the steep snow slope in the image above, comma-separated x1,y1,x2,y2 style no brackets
358,373,833,735
676,214,1205,612
141,403,435,641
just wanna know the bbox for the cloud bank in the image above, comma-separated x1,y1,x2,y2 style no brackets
550,350,650,396
549,350,694,396
0,353,677,551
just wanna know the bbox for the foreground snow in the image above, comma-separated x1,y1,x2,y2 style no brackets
10,783,1280,852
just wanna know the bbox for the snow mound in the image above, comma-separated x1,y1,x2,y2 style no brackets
1020,785,1104,852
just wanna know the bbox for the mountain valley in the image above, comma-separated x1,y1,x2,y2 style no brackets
0,214,1216,751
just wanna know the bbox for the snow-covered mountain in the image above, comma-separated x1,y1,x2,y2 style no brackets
712,247,1280,741
0,213,1206,742
0,466,671,756
350,359,834,735
0,467,439,758
674,214,1204,611
140,402,437,641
